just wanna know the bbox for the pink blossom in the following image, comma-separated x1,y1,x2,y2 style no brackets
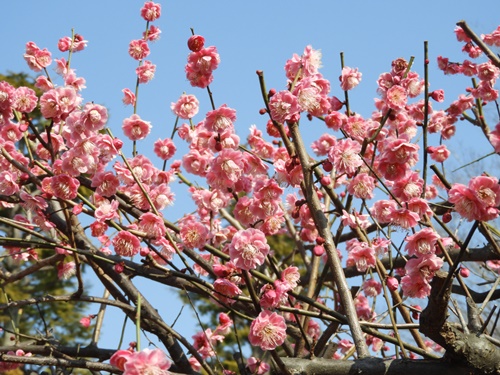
48,174,80,200
430,89,445,102
246,357,270,375
12,86,37,113
81,102,108,131
144,25,162,42
0,171,20,196
324,111,347,130
128,39,150,60
385,85,408,111
354,293,374,320
80,315,93,328
327,138,363,177
139,212,166,239
185,46,220,88
95,199,120,223
123,348,171,375
346,240,376,272
122,88,136,106
57,261,76,280
153,138,177,160
206,149,246,190
280,266,300,291
204,104,237,132
405,228,440,257
387,207,420,229
285,45,322,80
24,41,52,72
136,60,156,84
248,310,287,351
122,114,152,141
391,171,424,201
213,278,242,305
268,90,300,124
363,278,382,297
182,148,212,177
489,122,500,153
110,350,133,371
40,86,80,122
448,180,498,222
58,34,87,52
171,94,199,119
386,276,399,291
347,173,376,199
340,66,362,91
112,231,141,257
229,228,270,270
179,219,209,249
311,134,337,156
140,1,161,21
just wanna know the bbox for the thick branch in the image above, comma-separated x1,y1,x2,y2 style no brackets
278,357,476,375
288,121,369,358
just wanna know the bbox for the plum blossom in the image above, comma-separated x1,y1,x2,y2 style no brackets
128,39,150,60
136,60,156,84
122,348,171,375
140,1,161,21
171,94,199,119
213,278,242,305
248,310,287,350
268,90,300,124
24,41,52,72
229,228,270,270
340,66,362,91
122,114,152,141
112,231,141,257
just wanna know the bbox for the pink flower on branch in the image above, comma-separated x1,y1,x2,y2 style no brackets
171,94,200,119
136,60,156,84
229,228,270,270
24,41,52,72
268,90,300,124
112,231,141,257
128,39,150,61
249,310,287,351
140,1,161,21
340,66,362,91
122,114,152,141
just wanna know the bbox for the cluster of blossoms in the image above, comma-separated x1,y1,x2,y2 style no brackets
0,350,32,372
110,348,171,375
185,34,220,88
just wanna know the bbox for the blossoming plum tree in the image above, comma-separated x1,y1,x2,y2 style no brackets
1,2,500,375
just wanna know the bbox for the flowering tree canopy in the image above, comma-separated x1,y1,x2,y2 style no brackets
1,2,500,375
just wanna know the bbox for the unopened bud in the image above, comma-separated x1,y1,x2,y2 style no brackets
187,35,205,52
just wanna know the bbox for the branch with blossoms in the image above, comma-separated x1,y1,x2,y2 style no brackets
2,2,500,375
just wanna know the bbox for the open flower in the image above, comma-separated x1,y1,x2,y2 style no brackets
229,228,270,270
248,310,287,350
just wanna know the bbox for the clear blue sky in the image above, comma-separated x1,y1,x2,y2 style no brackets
1,0,499,353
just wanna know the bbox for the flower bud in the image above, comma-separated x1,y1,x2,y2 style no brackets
187,35,205,52
386,276,399,291
313,245,324,256
459,267,470,278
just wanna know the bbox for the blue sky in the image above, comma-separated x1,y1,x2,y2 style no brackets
1,0,500,355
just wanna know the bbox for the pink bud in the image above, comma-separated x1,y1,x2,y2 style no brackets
187,35,205,52
323,160,333,172
386,276,399,291
313,245,325,256
459,267,470,278
320,176,331,186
